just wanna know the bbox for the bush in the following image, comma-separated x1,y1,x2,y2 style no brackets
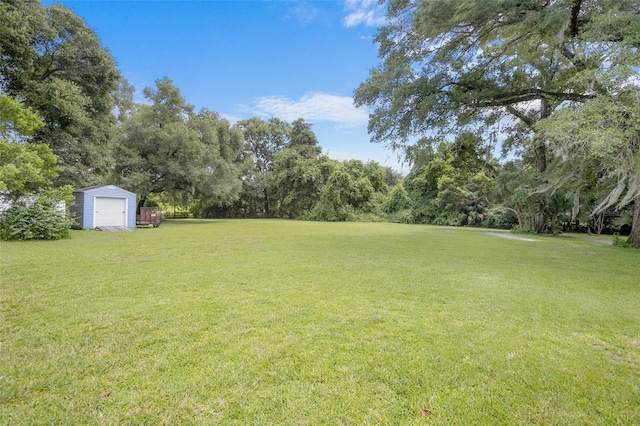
386,209,415,224
0,191,74,241
612,233,633,248
483,208,518,229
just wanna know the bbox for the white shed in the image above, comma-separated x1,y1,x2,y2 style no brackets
71,185,136,229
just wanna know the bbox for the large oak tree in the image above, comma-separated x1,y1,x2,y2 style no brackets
0,0,121,186
113,78,245,211
355,0,639,232
539,91,640,247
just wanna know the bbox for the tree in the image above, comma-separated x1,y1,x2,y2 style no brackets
0,93,44,139
538,91,640,248
188,109,248,217
269,119,332,218
113,78,202,210
312,160,389,221
237,117,291,216
402,133,497,225
355,0,640,230
114,78,246,214
493,160,570,232
384,182,412,220
0,94,56,198
0,94,73,240
238,117,290,174
0,0,121,186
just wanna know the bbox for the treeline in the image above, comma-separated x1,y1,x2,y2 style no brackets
0,0,637,245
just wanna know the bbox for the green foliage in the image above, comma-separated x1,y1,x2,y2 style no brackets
310,160,390,222
0,94,58,197
612,233,634,248
0,93,44,139
483,208,518,230
237,117,290,172
0,140,57,196
268,119,334,218
537,92,640,246
0,187,73,240
385,209,415,224
114,78,245,212
384,182,411,214
234,117,291,217
493,161,575,233
189,109,247,206
0,1,121,186
355,0,640,233
355,0,639,160
403,133,497,226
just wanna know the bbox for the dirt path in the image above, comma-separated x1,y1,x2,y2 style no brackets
485,232,538,242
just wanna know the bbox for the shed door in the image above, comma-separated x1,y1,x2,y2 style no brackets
95,197,126,227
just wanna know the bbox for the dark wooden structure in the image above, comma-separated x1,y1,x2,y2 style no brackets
136,207,161,227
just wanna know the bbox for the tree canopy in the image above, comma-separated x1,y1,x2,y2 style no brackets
0,0,121,186
0,94,57,197
538,90,640,247
2,0,638,246
113,78,246,211
355,0,640,172
355,0,640,240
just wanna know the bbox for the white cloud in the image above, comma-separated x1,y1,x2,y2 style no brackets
342,0,386,28
287,1,319,24
241,92,369,126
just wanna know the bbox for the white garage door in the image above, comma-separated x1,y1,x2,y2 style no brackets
95,197,126,227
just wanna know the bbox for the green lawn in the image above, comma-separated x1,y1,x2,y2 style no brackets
1,220,639,424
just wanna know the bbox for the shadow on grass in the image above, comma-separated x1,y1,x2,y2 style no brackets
161,219,219,225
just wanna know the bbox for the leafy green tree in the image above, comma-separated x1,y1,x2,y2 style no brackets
355,0,639,230
403,133,496,225
0,94,56,198
269,119,332,218
188,109,248,217
0,94,73,240
114,78,246,214
383,182,413,223
114,78,201,210
237,117,291,216
538,91,640,247
493,161,570,232
403,145,448,223
356,0,639,167
0,93,43,138
0,0,121,186
313,164,356,221
0,141,57,197
238,117,290,174
312,160,390,222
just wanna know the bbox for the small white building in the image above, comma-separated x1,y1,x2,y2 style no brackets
0,194,65,214
71,185,136,229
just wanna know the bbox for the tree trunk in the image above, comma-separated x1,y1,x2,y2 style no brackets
535,142,546,173
627,197,640,249
532,135,548,232
136,196,147,215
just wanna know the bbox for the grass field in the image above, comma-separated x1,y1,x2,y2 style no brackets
1,220,639,424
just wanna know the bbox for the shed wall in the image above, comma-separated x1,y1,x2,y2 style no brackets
70,191,85,228
73,186,136,228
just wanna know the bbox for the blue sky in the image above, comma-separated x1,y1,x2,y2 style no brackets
45,0,406,171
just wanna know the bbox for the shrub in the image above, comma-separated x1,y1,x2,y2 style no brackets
0,189,74,241
484,208,518,229
612,233,633,248
386,209,415,224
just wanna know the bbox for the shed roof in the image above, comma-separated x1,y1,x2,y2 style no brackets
73,185,136,196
